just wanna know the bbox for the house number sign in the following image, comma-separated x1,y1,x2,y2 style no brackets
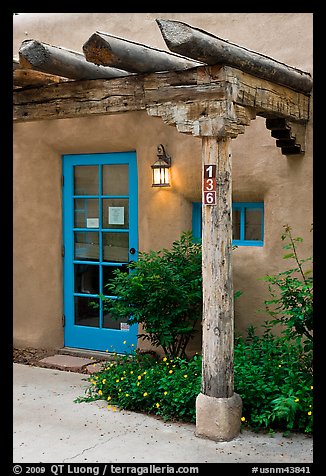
203,165,216,205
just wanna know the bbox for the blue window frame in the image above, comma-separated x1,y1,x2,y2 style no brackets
192,202,264,246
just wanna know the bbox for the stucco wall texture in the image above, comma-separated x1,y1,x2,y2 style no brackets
13,13,313,352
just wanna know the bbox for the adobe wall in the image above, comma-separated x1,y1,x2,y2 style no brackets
13,13,313,350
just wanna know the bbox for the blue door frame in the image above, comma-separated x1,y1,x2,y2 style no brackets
62,152,138,353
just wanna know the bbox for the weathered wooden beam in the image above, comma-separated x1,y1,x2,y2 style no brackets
157,19,313,94
14,68,69,88
13,65,310,127
201,137,234,398
265,118,305,155
19,40,131,80
83,31,202,73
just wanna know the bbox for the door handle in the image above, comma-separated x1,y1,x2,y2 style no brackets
129,248,136,255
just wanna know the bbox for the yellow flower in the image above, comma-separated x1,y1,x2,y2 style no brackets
164,391,168,395
301,355,305,359
311,386,313,390
102,379,106,384
278,364,282,368
107,396,111,401
184,374,188,378
143,371,147,375
155,403,160,408
125,393,129,397
295,398,299,402
107,405,111,410
143,392,148,397
130,371,134,374
241,417,246,422
138,375,142,380
121,377,124,381
119,389,121,392
98,390,103,396
116,379,120,383
169,370,173,374
308,411,312,416
163,357,167,362
137,382,140,387
112,406,117,412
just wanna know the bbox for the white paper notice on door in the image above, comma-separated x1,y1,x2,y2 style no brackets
108,207,124,225
120,322,130,331
86,218,99,228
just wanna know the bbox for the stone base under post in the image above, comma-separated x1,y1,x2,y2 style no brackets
195,392,242,442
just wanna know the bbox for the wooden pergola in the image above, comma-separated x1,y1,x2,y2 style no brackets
13,19,312,441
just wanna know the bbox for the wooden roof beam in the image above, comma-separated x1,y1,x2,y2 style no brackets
19,39,131,80
13,65,310,127
83,31,203,73
157,19,313,94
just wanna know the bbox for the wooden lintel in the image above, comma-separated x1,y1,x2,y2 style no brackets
19,39,131,80
83,31,202,73
157,19,312,94
13,64,310,128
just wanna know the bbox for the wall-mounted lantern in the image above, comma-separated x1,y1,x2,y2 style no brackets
151,144,171,187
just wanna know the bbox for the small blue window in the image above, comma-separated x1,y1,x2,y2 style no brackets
192,202,264,246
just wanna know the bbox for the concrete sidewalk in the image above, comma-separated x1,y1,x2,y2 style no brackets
13,363,313,464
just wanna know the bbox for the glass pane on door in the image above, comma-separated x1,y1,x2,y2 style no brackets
74,166,98,195
103,232,129,262
74,232,99,261
103,164,129,195
74,199,99,228
75,296,99,327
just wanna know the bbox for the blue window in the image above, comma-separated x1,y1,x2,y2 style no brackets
192,202,264,246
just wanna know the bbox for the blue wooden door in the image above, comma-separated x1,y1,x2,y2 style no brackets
62,152,138,353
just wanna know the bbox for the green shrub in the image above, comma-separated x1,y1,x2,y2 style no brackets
261,224,313,353
75,351,202,423
234,326,313,434
75,329,312,433
102,231,203,358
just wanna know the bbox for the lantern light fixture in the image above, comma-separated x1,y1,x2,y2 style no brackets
151,144,171,187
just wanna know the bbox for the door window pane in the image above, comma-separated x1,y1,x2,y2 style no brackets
102,199,129,229
74,166,98,195
103,309,129,330
102,264,128,295
103,232,129,262
232,209,241,240
103,164,129,195
74,199,99,228
74,232,99,261
245,209,263,241
75,264,99,294
75,296,99,327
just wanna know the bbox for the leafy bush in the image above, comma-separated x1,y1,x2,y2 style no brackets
234,326,313,434
75,351,202,423
261,224,313,353
76,329,312,433
102,231,203,358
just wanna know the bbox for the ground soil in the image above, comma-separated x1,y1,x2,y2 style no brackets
13,347,56,366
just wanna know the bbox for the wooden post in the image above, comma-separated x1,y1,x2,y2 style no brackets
201,136,234,398
196,135,242,441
